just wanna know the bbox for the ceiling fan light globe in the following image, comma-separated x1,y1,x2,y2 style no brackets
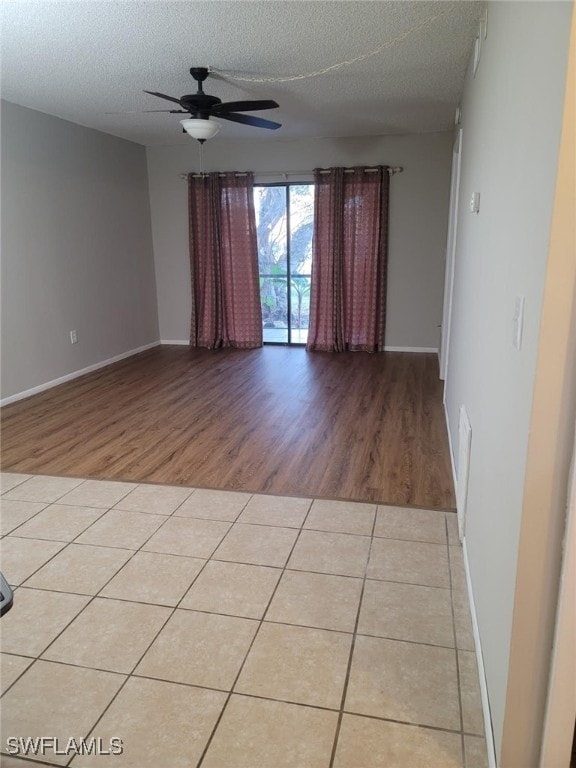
180,118,221,141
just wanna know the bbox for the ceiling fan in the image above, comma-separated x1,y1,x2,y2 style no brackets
144,67,281,141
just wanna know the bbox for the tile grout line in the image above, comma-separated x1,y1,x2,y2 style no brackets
1,475,469,766
5,529,457,590
3,641,483,744
14,480,220,595
1,477,112,509
7,579,463,652
194,497,316,768
57,492,257,767
1,648,484,739
3,755,61,768
328,507,379,768
1,483,230,758
0,501,53,537
5,505,111,544
0,487,257,703
0,474,34,495
1,502,179,701
4,501,450,580
4,477,146,594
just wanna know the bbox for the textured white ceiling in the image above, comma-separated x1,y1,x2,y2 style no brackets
0,1,483,146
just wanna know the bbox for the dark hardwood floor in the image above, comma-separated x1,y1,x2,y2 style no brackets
0,346,456,510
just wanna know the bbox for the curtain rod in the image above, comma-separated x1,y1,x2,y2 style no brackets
178,166,403,180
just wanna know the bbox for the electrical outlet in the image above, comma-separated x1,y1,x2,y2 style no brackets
70,330,78,344
469,192,480,214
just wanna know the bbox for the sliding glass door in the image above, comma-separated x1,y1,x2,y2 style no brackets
254,183,314,345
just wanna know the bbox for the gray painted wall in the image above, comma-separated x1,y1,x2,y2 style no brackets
146,132,452,347
1,100,160,399
443,2,572,755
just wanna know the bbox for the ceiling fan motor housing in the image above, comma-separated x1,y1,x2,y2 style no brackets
180,93,222,118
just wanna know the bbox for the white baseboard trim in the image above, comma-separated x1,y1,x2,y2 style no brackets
444,402,495,761
462,538,498,768
384,346,439,353
161,342,439,353
0,341,161,407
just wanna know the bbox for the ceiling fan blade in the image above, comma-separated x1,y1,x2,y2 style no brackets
143,90,182,106
105,109,187,115
212,100,279,114
218,112,281,130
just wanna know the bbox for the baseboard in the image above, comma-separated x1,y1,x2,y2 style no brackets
384,346,439,353
445,402,496,761
462,538,498,768
161,342,439,353
0,341,161,406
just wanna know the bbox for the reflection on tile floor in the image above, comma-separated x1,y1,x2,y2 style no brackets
0,473,488,768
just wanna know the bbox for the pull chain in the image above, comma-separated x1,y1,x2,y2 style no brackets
198,141,205,174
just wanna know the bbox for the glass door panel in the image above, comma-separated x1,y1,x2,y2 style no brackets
255,183,314,345
255,185,288,343
288,185,314,344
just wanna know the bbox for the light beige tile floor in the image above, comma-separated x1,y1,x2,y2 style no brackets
0,473,489,768
0,500,49,536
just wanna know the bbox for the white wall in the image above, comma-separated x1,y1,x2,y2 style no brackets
146,132,452,347
0,101,159,400
443,1,573,759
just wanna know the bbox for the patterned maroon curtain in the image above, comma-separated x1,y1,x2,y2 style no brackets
188,172,263,349
307,166,389,352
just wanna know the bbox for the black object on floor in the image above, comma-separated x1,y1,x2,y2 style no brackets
0,571,14,616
